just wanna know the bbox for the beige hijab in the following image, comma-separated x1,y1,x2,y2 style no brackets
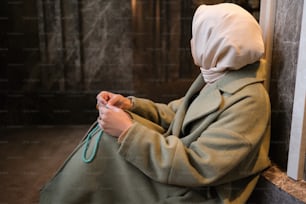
191,3,265,83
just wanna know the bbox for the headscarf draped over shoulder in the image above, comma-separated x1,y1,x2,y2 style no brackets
191,3,265,83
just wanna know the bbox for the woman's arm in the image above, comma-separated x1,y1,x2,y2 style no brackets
118,85,270,187
128,97,182,129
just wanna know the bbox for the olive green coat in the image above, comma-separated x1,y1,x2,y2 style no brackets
40,62,271,204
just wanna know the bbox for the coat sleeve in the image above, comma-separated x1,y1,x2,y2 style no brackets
118,86,270,187
128,96,183,130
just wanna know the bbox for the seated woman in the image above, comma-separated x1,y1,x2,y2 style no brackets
40,3,271,204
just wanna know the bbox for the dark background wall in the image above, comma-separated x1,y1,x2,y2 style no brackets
2,0,134,125
0,0,260,126
1,0,302,172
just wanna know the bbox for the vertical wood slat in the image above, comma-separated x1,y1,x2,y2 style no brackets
36,0,83,91
60,1,84,90
36,0,65,91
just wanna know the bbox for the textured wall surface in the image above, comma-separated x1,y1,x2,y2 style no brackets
35,0,133,92
269,0,304,170
1,0,197,125
2,0,135,125
1,0,261,126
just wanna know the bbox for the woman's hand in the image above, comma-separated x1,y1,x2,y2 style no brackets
96,91,132,110
97,104,133,137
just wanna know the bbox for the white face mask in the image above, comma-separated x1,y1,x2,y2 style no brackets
191,3,264,83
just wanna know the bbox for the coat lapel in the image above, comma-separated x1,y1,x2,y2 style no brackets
170,74,204,136
182,86,222,131
183,89,222,125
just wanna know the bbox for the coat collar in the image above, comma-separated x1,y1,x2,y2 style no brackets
180,62,263,133
217,61,264,94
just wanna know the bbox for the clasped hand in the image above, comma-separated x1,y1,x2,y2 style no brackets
96,91,133,137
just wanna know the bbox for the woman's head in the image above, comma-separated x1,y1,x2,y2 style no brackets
191,3,264,83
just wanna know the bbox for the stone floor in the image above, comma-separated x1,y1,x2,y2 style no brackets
0,125,89,204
